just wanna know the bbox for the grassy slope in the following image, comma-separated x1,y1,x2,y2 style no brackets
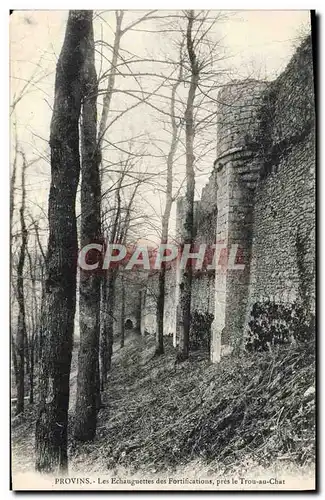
12,332,315,477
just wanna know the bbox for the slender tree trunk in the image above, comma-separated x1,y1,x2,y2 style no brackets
97,11,123,166
156,259,166,354
27,247,37,404
100,275,108,391
136,290,142,335
155,67,181,355
24,326,30,377
99,270,116,386
10,122,18,264
11,125,19,405
35,10,91,473
11,336,19,391
74,13,102,441
178,11,198,361
120,274,125,348
29,341,35,404
100,180,121,387
37,269,46,367
31,220,46,370
107,272,116,369
16,150,28,415
98,12,123,386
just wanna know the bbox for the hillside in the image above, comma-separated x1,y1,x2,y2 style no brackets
12,331,315,481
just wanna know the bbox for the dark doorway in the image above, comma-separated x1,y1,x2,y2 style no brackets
125,319,133,330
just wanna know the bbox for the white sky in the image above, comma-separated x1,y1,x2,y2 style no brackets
10,10,311,244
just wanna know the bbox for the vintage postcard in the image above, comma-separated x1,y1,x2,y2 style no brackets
10,9,316,491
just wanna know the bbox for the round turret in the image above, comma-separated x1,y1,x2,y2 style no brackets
217,80,268,158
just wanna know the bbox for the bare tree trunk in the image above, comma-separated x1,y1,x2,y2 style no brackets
37,266,46,367
10,124,19,404
120,274,126,348
28,324,35,405
16,150,28,415
29,344,35,404
155,61,182,355
178,11,198,361
136,290,142,335
11,336,19,391
100,276,108,391
10,122,18,262
156,254,167,354
32,221,46,367
24,325,30,377
74,12,102,441
100,270,117,388
35,10,91,473
106,272,116,369
97,13,123,389
26,247,37,405
97,11,123,166
100,180,121,387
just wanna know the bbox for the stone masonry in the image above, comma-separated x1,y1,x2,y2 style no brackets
123,37,315,362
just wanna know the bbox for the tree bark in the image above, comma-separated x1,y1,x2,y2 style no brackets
11,336,19,393
155,62,181,355
107,272,116,368
97,11,123,165
74,12,102,441
35,10,92,473
16,150,28,415
100,270,116,387
178,11,198,361
98,12,123,389
11,124,19,404
31,219,46,370
120,274,126,348
26,247,37,405
100,276,108,391
136,290,142,335
10,122,18,262
100,271,116,387
100,173,122,386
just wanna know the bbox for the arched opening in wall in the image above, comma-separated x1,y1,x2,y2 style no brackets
125,319,133,330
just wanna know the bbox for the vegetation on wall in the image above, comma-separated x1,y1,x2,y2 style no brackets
247,35,315,180
245,299,315,352
189,311,213,351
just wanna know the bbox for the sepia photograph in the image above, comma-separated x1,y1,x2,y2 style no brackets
9,8,316,491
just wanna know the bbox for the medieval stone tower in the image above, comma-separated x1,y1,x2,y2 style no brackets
139,36,315,362
211,80,268,362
